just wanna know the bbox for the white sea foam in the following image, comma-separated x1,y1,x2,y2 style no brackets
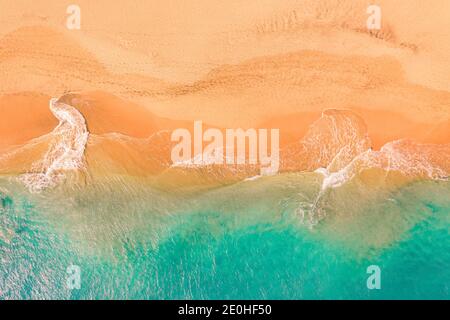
244,174,263,182
300,111,449,226
318,140,449,191
171,146,236,168
19,97,89,193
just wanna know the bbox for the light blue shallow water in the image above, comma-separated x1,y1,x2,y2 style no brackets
0,177,449,300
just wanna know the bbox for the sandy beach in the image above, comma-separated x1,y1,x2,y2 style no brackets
0,1,449,300
0,0,448,175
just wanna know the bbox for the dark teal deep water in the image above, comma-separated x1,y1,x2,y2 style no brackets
0,177,449,300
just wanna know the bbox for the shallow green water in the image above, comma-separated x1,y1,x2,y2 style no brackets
0,175,449,299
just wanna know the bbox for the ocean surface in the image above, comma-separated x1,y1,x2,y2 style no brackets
0,172,448,299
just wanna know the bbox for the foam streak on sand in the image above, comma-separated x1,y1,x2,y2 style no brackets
19,98,89,193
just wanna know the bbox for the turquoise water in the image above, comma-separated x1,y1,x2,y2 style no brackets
0,176,449,299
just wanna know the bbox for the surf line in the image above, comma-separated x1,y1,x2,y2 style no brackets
19,97,89,193
171,120,280,175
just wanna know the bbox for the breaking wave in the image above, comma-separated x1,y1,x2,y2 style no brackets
318,139,449,190
19,97,89,193
281,109,450,226
280,109,449,189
